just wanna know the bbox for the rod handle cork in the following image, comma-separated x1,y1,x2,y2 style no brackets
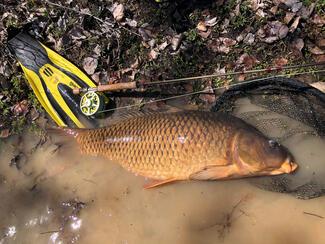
72,81,137,95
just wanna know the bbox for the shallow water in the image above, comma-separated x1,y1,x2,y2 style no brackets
1,112,325,243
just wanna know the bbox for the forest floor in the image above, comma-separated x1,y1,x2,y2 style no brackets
0,0,324,137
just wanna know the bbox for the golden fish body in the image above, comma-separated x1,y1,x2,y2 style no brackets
70,111,297,183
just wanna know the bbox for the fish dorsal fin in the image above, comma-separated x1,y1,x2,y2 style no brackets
99,105,183,127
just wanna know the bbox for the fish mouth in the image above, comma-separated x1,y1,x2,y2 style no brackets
270,158,298,175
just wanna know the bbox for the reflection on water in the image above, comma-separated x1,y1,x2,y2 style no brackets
1,112,325,243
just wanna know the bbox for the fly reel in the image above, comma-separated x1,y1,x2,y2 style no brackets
80,91,105,116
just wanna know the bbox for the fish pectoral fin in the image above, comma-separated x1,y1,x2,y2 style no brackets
189,164,237,180
143,178,177,189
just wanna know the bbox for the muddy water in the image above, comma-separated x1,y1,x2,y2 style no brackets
1,112,325,243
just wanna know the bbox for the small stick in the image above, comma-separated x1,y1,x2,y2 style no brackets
303,211,324,219
40,230,60,235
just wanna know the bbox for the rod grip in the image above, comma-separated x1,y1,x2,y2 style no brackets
97,81,137,92
72,82,137,95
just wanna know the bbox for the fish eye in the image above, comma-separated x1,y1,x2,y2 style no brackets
268,140,279,148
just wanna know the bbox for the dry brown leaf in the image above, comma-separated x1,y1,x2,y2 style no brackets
205,17,218,27
12,100,29,116
289,16,300,32
112,4,124,22
291,38,304,52
309,46,325,55
281,0,302,13
149,49,159,60
198,29,212,39
171,34,183,51
209,37,237,54
197,21,207,32
316,39,325,49
313,54,325,63
0,129,10,138
311,14,325,27
273,57,288,66
270,5,278,15
236,53,260,69
83,57,98,75
284,12,295,24
258,21,289,43
158,41,169,51
199,85,215,104
243,33,255,45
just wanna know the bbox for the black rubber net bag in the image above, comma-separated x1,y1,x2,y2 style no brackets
212,77,325,199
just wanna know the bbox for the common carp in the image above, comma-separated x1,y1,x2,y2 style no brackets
62,111,298,188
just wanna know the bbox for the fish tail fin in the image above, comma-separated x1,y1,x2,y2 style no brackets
46,126,86,154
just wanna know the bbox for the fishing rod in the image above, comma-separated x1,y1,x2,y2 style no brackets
96,68,325,114
73,62,325,95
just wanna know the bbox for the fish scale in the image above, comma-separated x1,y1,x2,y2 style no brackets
74,111,241,180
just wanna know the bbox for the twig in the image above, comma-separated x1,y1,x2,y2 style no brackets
44,0,140,37
303,211,324,219
45,0,111,26
40,230,60,234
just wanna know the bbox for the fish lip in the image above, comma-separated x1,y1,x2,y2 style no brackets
280,157,298,174
269,158,298,175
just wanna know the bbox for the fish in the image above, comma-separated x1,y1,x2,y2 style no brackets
61,111,298,188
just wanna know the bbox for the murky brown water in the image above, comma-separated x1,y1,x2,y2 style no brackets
1,108,325,243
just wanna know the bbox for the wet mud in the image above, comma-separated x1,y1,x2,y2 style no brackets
1,120,325,244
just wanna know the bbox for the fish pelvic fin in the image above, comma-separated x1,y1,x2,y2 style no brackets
189,164,237,180
143,178,178,189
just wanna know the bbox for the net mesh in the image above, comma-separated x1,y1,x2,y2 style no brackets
212,77,325,199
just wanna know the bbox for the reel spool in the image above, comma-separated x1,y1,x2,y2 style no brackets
80,91,105,116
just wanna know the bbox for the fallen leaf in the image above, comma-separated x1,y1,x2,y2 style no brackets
311,14,325,27
289,16,300,32
125,18,137,27
112,4,124,22
209,37,237,54
198,29,211,39
138,26,153,41
281,0,302,13
309,46,325,55
291,38,304,52
249,0,266,11
237,73,246,81
91,72,100,83
0,129,10,138
270,5,278,15
243,33,255,45
316,39,325,48
205,17,218,27
149,49,159,60
69,27,87,41
171,34,183,51
158,41,169,51
197,21,207,32
284,12,295,24
273,57,288,66
313,54,325,63
12,100,29,116
148,39,156,48
199,85,215,104
83,57,98,75
236,53,260,69
30,107,40,121
258,21,289,43
297,4,315,19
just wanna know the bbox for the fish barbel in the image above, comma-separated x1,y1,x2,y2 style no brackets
64,111,298,188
